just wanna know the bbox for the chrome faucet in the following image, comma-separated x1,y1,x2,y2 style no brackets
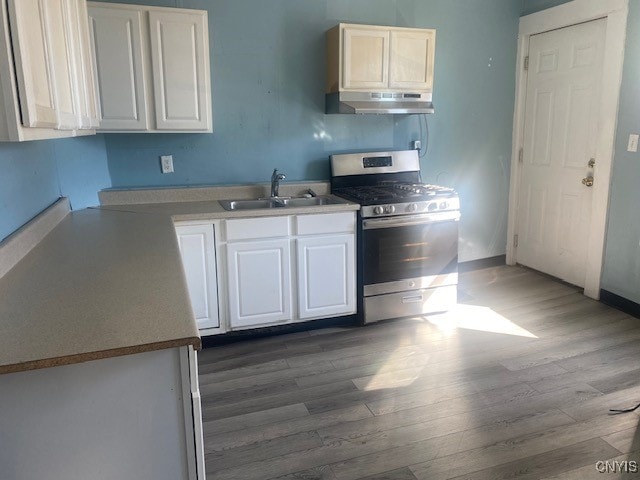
270,169,286,198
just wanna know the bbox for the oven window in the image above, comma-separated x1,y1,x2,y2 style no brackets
362,220,458,286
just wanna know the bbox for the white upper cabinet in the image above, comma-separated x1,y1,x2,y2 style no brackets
389,29,435,91
87,2,212,133
342,27,389,90
87,5,147,130
0,0,98,141
149,10,210,131
326,23,436,94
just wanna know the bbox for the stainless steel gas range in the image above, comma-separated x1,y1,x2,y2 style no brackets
330,150,460,324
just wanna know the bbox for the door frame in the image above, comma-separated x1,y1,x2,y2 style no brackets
506,0,628,299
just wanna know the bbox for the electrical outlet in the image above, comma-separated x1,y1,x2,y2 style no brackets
411,140,421,151
160,155,174,173
628,134,639,153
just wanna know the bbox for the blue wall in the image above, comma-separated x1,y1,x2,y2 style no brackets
3,0,638,304
601,0,640,303
0,135,110,242
101,0,521,262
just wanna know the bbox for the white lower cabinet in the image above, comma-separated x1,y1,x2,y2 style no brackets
175,211,356,335
297,234,355,319
175,223,220,331
227,239,292,329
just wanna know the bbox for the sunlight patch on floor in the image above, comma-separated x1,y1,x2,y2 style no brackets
426,304,538,338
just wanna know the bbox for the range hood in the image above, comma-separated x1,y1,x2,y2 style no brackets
325,91,434,115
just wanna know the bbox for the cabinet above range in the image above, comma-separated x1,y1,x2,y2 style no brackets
87,2,212,133
325,23,436,114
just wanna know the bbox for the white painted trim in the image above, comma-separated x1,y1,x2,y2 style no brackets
0,197,70,278
507,0,628,299
179,346,205,480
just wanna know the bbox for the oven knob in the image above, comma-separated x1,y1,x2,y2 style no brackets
386,205,396,214
407,203,418,213
439,201,448,210
374,206,384,215
427,202,437,212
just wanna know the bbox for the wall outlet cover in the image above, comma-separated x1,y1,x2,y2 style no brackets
160,155,174,173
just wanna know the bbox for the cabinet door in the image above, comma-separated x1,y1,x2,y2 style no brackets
87,5,148,130
389,29,435,91
227,240,291,329
7,0,65,128
175,224,220,330
67,0,99,129
342,27,389,90
297,235,356,319
148,10,211,131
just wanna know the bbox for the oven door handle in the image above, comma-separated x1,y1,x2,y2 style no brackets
362,212,460,230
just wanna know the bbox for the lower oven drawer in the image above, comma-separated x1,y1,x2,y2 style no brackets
363,285,457,324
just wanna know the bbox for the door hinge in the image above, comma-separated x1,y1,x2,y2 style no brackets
524,56,529,71
518,148,523,163
513,234,519,248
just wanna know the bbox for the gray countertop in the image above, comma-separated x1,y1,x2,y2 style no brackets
0,183,359,375
0,208,201,375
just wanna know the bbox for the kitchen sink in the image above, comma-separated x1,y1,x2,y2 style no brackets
219,195,348,211
218,199,281,210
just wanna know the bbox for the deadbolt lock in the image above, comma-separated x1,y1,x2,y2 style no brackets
582,176,594,187
588,158,596,168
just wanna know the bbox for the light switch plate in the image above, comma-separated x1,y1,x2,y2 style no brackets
627,134,639,153
160,155,174,173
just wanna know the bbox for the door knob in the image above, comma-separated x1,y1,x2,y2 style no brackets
582,176,594,187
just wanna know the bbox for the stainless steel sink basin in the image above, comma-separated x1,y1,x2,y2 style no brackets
218,199,282,210
219,195,348,211
280,197,342,207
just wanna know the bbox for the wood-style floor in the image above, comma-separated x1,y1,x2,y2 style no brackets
198,265,640,480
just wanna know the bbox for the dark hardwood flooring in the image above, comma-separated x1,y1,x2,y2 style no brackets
199,265,640,479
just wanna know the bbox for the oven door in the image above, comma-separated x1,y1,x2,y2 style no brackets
362,212,459,296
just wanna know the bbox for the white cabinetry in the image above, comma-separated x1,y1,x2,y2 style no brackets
327,23,436,93
296,212,356,319
87,2,212,133
0,0,98,141
227,239,292,329
297,235,355,319
175,211,356,335
175,223,220,331
224,216,292,329
224,212,355,331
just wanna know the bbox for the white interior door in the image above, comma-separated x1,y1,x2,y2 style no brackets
517,19,605,287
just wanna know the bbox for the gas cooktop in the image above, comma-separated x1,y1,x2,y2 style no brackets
332,182,456,205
